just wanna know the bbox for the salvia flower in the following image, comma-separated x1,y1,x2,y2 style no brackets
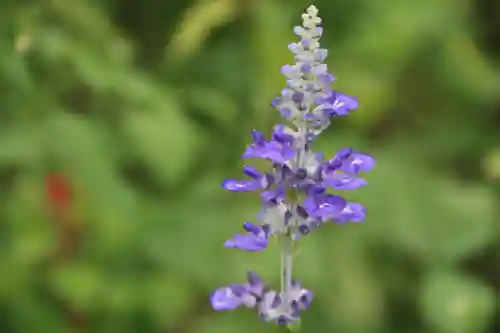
211,271,312,324
211,5,375,329
224,222,269,251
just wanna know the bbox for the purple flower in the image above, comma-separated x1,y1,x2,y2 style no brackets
221,164,288,203
349,152,377,172
221,165,273,192
335,202,366,223
316,90,359,117
210,271,265,310
224,222,269,251
242,128,296,164
303,193,347,222
211,271,313,325
324,172,368,190
211,5,375,327
323,149,375,190
261,184,286,203
211,284,256,310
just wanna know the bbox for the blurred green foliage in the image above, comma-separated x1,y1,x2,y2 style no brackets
1,0,500,332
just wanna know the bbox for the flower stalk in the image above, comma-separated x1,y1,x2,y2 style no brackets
282,233,294,308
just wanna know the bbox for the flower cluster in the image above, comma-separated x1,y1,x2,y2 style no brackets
210,5,375,328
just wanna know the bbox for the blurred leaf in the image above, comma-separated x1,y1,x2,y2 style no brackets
483,147,500,181
145,197,267,288
8,295,66,333
180,86,239,131
438,31,500,103
0,255,30,301
318,232,384,333
421,270,495,333
35,28,132,95
249,1,295,129
5,173,56,267
0,125,42,166
166,0,238,66
99,277,138,315
47,262,105,311
331,0,465,128
140,272,197,329
431,180,496,261
51,0,133,64
1,52,37,119
122,87,201,186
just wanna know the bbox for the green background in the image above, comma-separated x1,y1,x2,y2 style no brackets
2,0,500,332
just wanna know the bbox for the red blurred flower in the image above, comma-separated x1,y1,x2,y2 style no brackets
45,173,72,210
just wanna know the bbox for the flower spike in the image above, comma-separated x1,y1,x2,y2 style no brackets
211,5,375,329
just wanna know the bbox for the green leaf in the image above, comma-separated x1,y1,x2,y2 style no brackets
144,197,269,288
421,270,495,333
331,0,467,129
140,272,197,329
99,277,138,315
165,0,238,66
437,31,500,103
249,1,295,129
47,262,105,311
121,88,201,186
4,173,56,267
317,233,384,333
0,125,42,167
180,86,239,131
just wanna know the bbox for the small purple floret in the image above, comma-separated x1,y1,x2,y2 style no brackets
322,149,375,190
221,179,261,192
224,222,269,251
303,194,347,221
335,202,366,223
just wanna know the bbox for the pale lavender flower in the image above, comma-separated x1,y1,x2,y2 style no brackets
211,271,313,325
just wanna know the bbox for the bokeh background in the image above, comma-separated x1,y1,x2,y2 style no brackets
2,0,500,332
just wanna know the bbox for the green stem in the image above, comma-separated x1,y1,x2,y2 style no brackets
281,129,306,308
281,233,293,308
